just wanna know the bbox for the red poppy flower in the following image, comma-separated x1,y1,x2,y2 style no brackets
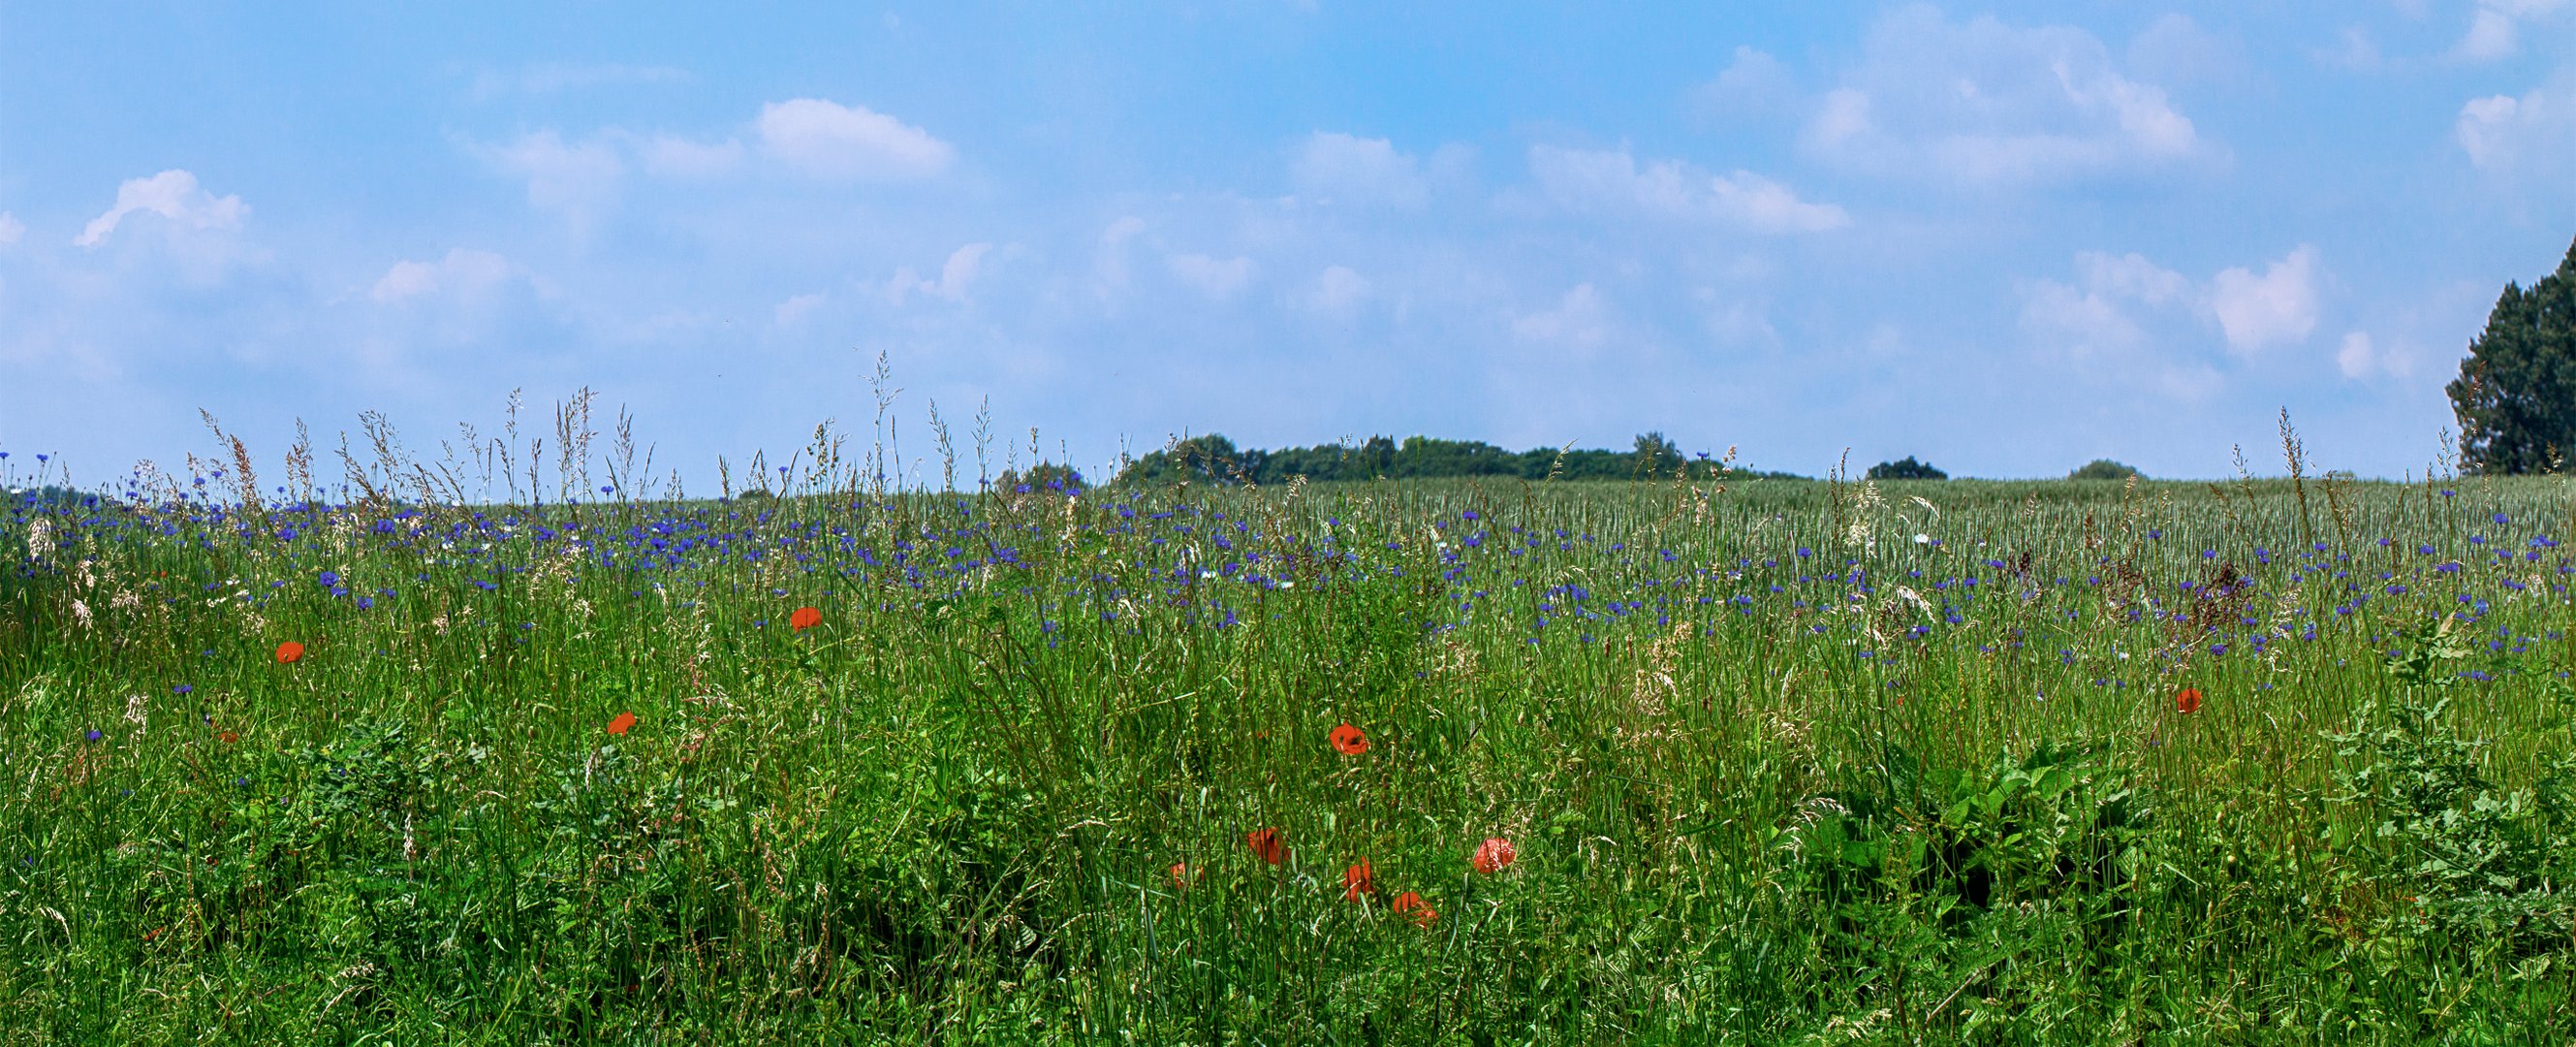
1343,858,1376,902
1390,891,1437,928
1329,722,1368,755
1472,837,1516,874
790,606,823,632
607,711,637,736
2175,687,2202,714
1169,862,1195,890
274,641,304,664
217,729,237,744
1246,827,1285,866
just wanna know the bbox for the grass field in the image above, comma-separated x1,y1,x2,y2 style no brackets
7,441,2576,1043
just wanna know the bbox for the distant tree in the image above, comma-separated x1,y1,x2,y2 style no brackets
1117,434,1248,485
1631,431,1685,478
2068,459,2143,481
2450,236,2576,474
1867,456,1947,481
996,462,1085,494
1112,432,1806,485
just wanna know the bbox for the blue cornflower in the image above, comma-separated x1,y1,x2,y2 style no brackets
84,728,101,742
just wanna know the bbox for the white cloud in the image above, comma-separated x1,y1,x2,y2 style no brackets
2316,26,2385,73
2075,251,2191,305
76,170,248,247
1305,265,1370,314
2458,9,2520,60
477,131,623,225
1092,216,1147,298
2457,74,2576,175
1167,253,1256,299
2337,331,2376,378
1528,145,1849,233
2210,245,2320,352
1796,5,2208,188
2124,14,2244,88
2022,245,2320,362
1290,132,1430,206
774,292,826,327
756,99,953,180
1695,46,1796,116
1511,283,1612,351
886,242,993,304
2452,1,2568,61
639,134,744,178
371,248,511,303
2336,330,2420,380
0,212,21,247
2020,272,2153,359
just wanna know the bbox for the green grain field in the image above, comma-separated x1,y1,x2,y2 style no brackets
6,439,2576,1043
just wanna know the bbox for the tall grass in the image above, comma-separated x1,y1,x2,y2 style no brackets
4,428,2576,1043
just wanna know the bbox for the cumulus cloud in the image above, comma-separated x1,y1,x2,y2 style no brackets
1695,46,1797,117
0,212,21,247
756,99,953,180
1166,253,1256,299
1092,216,1147,298
2124,14,2246,88
2019,256,2173,358
1528,145,1849,233
2210,245,2320,352
75,170,248,247
1305,265,1370,314
2336,330,2421,381
1511,283,1613,351
886,243,993,305
1796,5,2207,188
1290,132,1431,207
371,248,512,303
2022,245,2321,364
773,292,826,327
2452,1,2567,62
476,131,623,228
2457,73,2576,175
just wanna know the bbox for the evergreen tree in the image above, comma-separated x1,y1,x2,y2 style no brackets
2451,237,2576,474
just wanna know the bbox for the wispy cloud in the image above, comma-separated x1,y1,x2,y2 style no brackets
756,99,954,181
1527,145,1848,233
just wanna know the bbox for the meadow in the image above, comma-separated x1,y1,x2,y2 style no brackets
5,428,2576,1044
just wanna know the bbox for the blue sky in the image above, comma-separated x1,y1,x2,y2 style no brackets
3,2,2572,489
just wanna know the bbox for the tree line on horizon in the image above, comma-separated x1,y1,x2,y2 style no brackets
1111,432,1808,487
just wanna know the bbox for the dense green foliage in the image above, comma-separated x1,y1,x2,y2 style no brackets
9,459,2576,1042
1867,456,1948,481
2068,460,2143,482
2450,236,2576,475
1114,431,1803,487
